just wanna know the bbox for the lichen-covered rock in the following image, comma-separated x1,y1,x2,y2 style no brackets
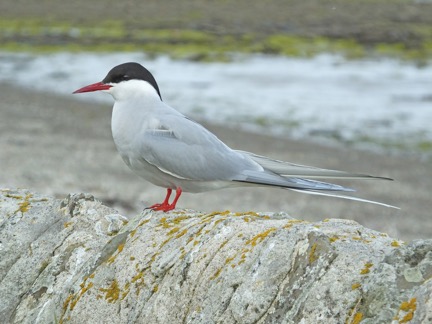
0,189,430,323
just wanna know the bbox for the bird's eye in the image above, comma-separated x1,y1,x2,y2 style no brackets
123,74,130,80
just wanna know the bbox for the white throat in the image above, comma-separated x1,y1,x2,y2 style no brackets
107,79,161,102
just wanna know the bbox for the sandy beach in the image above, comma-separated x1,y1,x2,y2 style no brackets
0,83,430,241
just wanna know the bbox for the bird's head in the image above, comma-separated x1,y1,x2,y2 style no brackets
73,62,162,101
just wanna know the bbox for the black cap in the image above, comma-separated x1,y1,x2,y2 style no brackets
102,62,162,100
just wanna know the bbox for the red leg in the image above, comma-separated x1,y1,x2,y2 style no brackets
166,187,182,211
148,188,172,210
150,187,182,212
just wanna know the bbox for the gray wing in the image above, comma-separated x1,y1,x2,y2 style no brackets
140,115,261,181
140,115,357,191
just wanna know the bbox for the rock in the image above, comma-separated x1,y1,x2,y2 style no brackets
0,189,430,323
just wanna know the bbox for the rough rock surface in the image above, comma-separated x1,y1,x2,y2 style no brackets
0,189,430,324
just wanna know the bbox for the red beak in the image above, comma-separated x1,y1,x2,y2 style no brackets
73,82,112,94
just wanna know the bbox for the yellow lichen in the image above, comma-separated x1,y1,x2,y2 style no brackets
175,228,188,238
210,268,222,280
6,194,23,199
346,297,363,324
159,237,173,249
397,298,417,323
245,228,277,247
138,219,150,227
360,262,373,275
62,294,74,312
219,240,229,249
159,217,171,228
15,193,33,214
233,211,260,218
152,285,159,293
131,271,144,284
172,215,189,224
64,279,94,312
64,221,73,228
391,240,400,247
351,283,361,290
329,236,339,243
350,312,363,324
107,243,125,264
309,243,318,263
225,256,235,265
121,282,130,300
99,280,120,303
283,219,305,229
167,227,180,235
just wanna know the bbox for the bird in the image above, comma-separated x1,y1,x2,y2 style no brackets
73,62,397,212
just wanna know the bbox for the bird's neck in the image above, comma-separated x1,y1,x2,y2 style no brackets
111,96,162,151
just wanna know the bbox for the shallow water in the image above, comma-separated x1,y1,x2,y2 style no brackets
1,52,431,153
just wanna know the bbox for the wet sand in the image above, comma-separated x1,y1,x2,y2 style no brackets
0,83,430,241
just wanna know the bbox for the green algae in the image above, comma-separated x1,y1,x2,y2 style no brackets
2,18,432,62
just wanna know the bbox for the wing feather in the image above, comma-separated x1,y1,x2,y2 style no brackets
238,151,392,180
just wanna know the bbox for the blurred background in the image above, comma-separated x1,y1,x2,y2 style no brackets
0,0,431,241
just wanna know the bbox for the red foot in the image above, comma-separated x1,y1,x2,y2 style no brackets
148,188,182,212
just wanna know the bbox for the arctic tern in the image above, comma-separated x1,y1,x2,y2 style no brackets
73,62,397,211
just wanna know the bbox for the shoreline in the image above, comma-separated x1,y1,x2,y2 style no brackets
0,83,430,241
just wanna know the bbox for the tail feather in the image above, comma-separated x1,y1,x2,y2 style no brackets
239,150,393,180
290,189,399,209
